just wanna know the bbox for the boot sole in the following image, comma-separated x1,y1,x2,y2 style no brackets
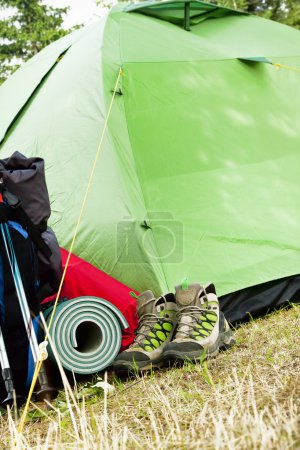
112,357,164,378
162,330,236,365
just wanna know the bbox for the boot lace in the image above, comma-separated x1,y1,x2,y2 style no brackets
131,296,167,345
176,305,207,338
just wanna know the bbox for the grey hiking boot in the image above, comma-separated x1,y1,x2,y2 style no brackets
162,283,235,365
112,290,177,376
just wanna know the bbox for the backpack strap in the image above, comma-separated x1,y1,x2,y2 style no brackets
3,190,52,259
0,187,9,224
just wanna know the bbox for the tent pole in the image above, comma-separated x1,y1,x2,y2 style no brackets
184,2,190,31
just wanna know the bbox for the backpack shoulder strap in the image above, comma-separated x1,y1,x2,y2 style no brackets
3,190,52,259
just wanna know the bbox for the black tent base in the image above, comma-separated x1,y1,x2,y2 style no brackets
220,275,300,326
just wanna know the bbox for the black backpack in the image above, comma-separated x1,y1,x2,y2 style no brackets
0,151,62,298
0,151,62,401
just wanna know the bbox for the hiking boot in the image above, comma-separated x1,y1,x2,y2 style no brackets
162,283,235,365
112,290,177,376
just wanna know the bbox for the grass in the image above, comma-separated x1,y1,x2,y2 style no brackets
0,304,299,449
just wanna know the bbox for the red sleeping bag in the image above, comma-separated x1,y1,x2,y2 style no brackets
42,248,138,350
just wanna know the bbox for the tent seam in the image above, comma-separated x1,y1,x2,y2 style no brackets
117,63,171,291
0,47,71,147
121,55,300,64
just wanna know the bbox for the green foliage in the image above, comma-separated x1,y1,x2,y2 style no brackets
0,0,71,83
216,0,300,29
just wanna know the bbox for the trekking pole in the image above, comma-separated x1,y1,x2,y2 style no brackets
0,222,57,402
0,324,25,407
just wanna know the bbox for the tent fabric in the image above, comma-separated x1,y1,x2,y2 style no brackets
0,22,100,144
42,248,138,350
0,2,300,305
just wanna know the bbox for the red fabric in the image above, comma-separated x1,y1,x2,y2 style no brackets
42,248,138,350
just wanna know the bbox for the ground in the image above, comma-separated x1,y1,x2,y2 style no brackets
0,304,299,449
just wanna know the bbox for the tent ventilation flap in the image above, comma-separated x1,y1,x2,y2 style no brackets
124,0,246,31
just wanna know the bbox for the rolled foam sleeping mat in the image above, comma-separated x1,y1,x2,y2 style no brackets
42,296,129,374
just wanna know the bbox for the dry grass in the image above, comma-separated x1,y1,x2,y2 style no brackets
0,304,299,449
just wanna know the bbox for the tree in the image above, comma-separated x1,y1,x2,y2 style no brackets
0,0,71,84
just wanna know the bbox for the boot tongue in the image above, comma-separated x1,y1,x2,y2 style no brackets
175,283,203,307
137,290,156,315
175,283,203,339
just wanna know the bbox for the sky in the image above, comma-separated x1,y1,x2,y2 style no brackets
44,0,103,28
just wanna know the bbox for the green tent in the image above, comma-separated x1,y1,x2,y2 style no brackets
0,1,300,319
